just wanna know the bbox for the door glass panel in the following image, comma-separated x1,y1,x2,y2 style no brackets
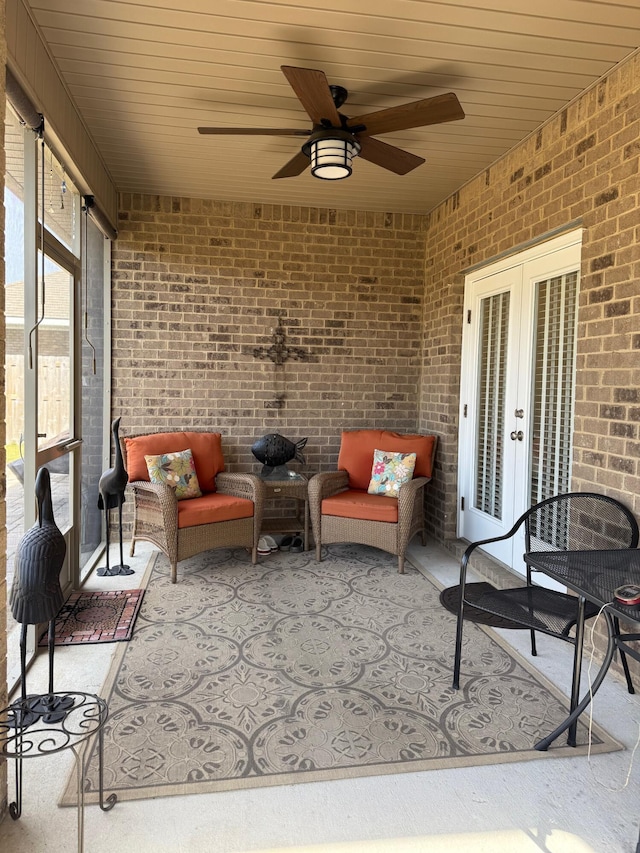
474,291,510,519
47,465,71,537
37,254,72,448
530,272,578,504
80,218,106,575
529,271,578,550
5,106,26,685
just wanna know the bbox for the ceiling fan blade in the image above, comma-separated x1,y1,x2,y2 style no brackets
281,66,341,126
272,150,310,180
350,93,465,137
357,136,425,175
198,127,310,136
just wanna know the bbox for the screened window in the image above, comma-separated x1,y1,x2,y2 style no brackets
3,103,111,691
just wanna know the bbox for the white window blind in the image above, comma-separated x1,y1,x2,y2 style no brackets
529,271,578,547
474,291,510,519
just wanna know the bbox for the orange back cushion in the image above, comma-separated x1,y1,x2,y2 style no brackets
124,432,224,493
337,429,436,491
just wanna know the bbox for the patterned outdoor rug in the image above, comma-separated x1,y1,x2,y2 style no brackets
40,589,145,646
61,544,619,805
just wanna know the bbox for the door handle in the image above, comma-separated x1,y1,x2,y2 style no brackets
510,430,524,441
60,438,83,450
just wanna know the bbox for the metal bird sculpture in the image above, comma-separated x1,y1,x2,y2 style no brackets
97,416,133,576
9,466,73,725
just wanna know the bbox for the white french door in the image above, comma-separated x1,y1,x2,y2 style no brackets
458,230,582,575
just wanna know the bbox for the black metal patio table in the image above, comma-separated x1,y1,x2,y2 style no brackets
524,548,640,751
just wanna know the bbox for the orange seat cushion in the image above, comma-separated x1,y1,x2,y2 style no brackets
177,492,254,529
125,432,224,493
322,490,399,523
337,430,436,491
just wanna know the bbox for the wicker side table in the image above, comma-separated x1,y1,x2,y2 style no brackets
260,473,310,551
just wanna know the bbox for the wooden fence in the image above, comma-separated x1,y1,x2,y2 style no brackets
5,355,70,446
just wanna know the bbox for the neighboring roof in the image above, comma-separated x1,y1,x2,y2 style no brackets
5,270,70,321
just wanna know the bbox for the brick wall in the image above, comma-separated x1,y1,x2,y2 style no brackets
420,51,639,543
112,51,638,554
112,198,427,483
420,53,639,672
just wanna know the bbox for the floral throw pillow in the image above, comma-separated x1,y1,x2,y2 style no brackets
367,449,417,498
144,448,202,500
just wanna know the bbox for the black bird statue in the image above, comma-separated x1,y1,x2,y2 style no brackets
97,416,133,577
9,466,73,725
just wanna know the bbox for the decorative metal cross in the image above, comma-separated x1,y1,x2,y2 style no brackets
253,318,308,366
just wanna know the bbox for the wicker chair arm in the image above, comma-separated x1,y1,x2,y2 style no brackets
308,471,348,548
129,478,173,497
216,472,266,539
129,479,176,504
128,478,179,526
308,471,349,503
216,471,265,504
394,476,429,557
397,475,429,514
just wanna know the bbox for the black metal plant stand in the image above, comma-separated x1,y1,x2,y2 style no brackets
0,691,116,853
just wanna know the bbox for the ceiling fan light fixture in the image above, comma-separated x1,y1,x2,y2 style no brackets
303,128,361,180
199,67,464,180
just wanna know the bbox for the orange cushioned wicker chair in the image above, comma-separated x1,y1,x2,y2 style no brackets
308,429,437,573
122,431,266,583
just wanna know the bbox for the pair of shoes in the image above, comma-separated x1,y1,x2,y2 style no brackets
290,535,304,553
258,535,279,555
264,535,278,552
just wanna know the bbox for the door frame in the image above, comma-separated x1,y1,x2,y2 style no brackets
457,228,583,570
6,124,90,690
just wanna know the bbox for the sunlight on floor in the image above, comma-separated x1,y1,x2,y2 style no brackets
241,829,597,853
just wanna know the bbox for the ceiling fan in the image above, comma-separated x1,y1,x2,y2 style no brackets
197,66,465,181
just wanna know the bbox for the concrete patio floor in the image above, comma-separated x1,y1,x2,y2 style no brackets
1,539,639,853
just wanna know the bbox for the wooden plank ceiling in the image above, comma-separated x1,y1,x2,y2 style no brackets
25,0,640,214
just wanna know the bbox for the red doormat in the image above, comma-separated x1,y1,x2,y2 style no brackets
39,589,145,646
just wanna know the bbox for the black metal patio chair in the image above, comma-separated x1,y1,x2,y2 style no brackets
452,492,639,742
